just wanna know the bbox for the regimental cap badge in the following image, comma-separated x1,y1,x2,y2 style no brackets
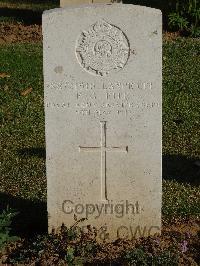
76,20,130,76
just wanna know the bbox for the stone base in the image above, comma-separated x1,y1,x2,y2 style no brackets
60,0,121,8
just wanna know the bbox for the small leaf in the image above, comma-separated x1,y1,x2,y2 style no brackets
0,73,10,78
20,87,32,96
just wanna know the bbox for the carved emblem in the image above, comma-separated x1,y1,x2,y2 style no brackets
76,20,130,76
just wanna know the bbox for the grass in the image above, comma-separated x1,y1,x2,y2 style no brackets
0,37,200,231
161,37,200,219
0,43,46,201
163,38,200,158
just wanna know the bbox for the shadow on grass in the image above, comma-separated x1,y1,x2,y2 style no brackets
0,193,47,237
0,7,42,25
122,0,172,10
17,147,46,158
16,148,200,186
2,150,197,237
122,0,175,30
0,1,174,27
17,148,200,186
163,155,200,186
0,0,58,24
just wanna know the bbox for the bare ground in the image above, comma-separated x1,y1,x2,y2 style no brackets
0,22,181,45
0,22,42,44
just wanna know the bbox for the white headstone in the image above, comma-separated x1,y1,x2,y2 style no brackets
43,4,162,241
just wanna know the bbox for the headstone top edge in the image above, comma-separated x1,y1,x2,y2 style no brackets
42,4,162,17
43,3,115,15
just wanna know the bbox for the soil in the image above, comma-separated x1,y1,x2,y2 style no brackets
0,218,199,265
92,218,200,264
0,22,181,45
163,31,180,41
0,22,42,44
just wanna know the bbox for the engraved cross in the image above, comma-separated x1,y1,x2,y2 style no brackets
79,121,128,201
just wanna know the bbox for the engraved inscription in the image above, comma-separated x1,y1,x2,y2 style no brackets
76,20,130,76
79,121,128,201
47,81,153,91
45,80,159,118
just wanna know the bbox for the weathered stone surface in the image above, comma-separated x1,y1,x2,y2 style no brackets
60,0,121,8
43,4,162,241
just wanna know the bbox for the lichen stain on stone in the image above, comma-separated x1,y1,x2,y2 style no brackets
54,66,63,74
